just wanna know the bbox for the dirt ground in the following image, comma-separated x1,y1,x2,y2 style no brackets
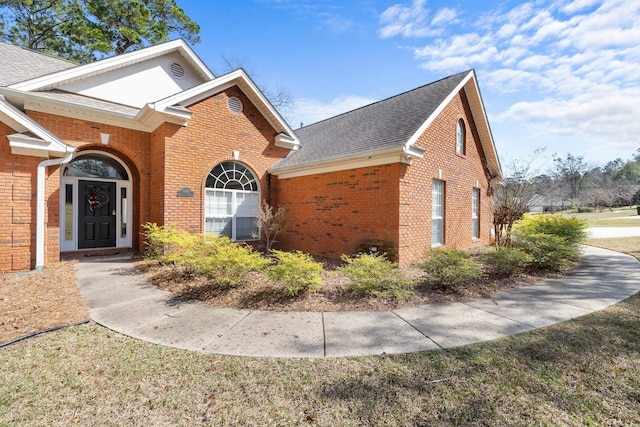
0,261,89,343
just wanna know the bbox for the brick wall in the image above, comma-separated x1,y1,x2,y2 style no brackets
273,89,495,267
399,89,494,265
0,122,39,272
0,85,291,273
160,87,290,232
274,164,402,260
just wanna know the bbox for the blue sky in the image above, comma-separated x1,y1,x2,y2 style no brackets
179,0,639,170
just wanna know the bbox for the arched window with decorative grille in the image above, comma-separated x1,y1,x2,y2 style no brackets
204,161,260,240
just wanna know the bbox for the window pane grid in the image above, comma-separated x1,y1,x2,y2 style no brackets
205,161,259,241
472,188,480,239
432,180,444,245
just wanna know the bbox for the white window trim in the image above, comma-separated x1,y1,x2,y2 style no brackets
204,161,260,241
204,188,260,241
472,187,480,240
432,179,445,247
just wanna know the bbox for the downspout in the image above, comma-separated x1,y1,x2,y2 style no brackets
36,152,74,269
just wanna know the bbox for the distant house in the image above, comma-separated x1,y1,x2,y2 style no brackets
529,194,563,214
0,40,502,273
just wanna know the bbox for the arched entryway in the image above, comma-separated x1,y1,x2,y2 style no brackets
60,151,133,252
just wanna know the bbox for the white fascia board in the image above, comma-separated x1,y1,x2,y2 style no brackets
404,70,503,180
153,69,300,148
269,145,418,179
463,71,503,179
0,96,74,156
405,70,474,149
9,39,214,92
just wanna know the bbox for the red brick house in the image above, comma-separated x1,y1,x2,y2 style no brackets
0,40,501,273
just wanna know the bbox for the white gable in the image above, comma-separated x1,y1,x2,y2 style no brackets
58,51,206,108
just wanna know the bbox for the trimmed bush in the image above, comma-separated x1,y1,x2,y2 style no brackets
184,235,270,286
339,253,415,300
512,214,587,271
421,248,483,288
478,247,533,276
267,250,323,296
513,214,587,245
143,223,269,286
512,232,581,270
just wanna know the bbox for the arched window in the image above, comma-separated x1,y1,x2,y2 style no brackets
456,119,465,154
205,161,260,240
63,153,129,180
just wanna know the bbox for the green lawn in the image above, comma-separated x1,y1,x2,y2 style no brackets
2,279,640,425
2,234,639,426
564,207,640,227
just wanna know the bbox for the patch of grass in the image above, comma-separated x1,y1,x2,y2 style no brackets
587,237,640,261
2,294,640,426
564,207,640,227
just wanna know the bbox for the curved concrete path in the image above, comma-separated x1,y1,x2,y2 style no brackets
74,246,640,358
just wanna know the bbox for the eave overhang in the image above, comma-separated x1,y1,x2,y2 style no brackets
8,39,214,92
0,95,75,158
269,144,423,179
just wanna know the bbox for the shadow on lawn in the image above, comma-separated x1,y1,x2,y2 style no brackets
316,294,640,424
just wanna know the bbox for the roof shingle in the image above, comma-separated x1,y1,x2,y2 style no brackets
0,42,76,87
274,70,470,168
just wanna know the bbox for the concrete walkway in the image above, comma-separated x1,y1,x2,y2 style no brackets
74,246,640,358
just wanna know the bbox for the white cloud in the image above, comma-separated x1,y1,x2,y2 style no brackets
379,0,640,164
378,0,458,38
378,0,431,38
430,7,458,26
287,95,376,128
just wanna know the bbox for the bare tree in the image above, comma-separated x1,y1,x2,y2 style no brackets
254,200,288,254
494,149,550,247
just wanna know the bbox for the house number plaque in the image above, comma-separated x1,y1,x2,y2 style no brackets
177,188,194,197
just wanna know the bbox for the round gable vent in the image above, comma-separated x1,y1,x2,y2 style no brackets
228,96,243,113
169,62,185,79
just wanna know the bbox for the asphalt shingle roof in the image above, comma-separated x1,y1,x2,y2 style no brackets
0,42,76,87
274,70,470,168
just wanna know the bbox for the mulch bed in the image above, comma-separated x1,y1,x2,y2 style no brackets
135,259,561,312
0,261,89,343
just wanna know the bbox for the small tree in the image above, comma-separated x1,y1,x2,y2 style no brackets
254,200,287,254
494,149,550,246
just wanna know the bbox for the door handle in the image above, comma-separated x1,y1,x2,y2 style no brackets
112,210,116,216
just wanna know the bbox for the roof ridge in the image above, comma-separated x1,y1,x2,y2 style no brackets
298,70,472,131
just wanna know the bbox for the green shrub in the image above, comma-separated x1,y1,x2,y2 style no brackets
512,214,586,271
514,214,588,245
142,222,202,260
478,247,533,276
143,224,269,286
267,250,323,296
512,232,581,270
183,234,270,286
577,206,595,213
421,248,483,288
339,253,415,300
